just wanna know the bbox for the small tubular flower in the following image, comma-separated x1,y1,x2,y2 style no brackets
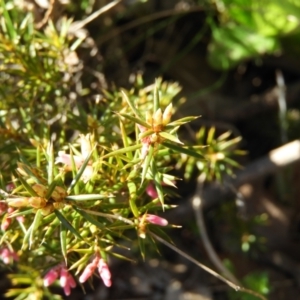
79,254,112,287
56,151,84,169
0,248,19,264
60,266,77,296
146,182,158,199
145,214,168,226
1,207,14,231
79,255,99,283
98,258,112,287
43,268,60,287
44,264,76,296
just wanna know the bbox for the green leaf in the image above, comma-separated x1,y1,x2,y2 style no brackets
141,144,154,183
226,0,300,36
217,131,232,142
208,22,280,70
138,129,155,140
16,151,44,184
1,1,17,41
74,207,107,230
15,172,38,197
149,224,174,245
159,131,183,144
43,217,60,242
8,209,34,218
223,157,242,168
119,118,132,160
121,90,144,119
54,209,83,241
218,137,242,151
22,222,33,250
138,237,146,261
102,144,142,159
152,161,164,207
29,209,43,248
60,223,67,263
47,142,54,184
166,116,200,127
45,181,58,199
117,112,151,129
207,127,216,145
67,147,95,194
153,79,160,113
162,142,205,159
69,253,90,271
66,194,114,201
128,181,139,217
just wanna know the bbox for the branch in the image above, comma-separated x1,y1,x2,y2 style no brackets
192,174,240,285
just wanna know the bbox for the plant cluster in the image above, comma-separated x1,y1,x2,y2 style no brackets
0,2,265,300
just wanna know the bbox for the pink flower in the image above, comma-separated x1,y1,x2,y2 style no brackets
6,183,15,193
43,267,60,287
55,134,93,182
60,266,77,296
1,207,25,231
137,125,151,160
79,255,99,283
56,152,85,169
44,264,76,296
98,258,112,287
16,215,25,223
0,248,19,264
0,202,8,215
145,214,168,226
1,207,14,231
146,182,158,199
146,179,176,200
79,254,112,287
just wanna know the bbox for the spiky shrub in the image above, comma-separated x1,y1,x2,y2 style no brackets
0,3,245,300
1,81,203,298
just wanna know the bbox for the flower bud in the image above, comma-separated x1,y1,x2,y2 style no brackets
44,264,76,296
146,111,153,125
28,197,47,208
60,267,76,296
51,186,67,202
162,103,173,125
145,214,168,226
98,258,112,287
146,182,158,199
53,202,64,210
150,133,159,143
79,256,99,283
44,268,59,287
7,197,30,208
41,204,54,216
152,109,162,131
32,184,47,197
